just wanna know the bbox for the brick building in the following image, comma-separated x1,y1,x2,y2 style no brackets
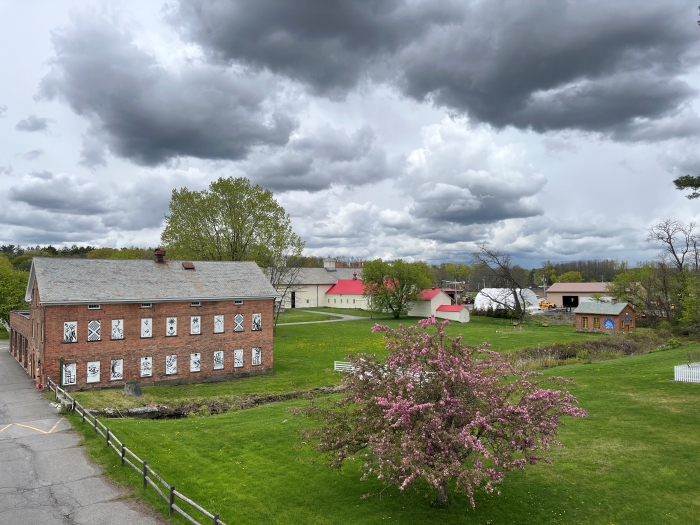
574,302,636,332
9,254,278,390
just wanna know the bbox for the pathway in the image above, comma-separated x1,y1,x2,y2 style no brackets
0,341,165,525
276,309,366,326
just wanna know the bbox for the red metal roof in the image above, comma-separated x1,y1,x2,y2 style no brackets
325,279,365,295
421,288,442,300
546,282,610,293
436,304,465,312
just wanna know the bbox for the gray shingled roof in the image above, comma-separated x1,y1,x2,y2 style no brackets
27,258,279,305
573,302,631,315
283,267,362,285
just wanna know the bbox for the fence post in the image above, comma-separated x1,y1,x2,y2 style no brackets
106,428,110,448
81,408,85,424
143,461,148,489
214,513,220,525
169,486,175,516
121,443,125,466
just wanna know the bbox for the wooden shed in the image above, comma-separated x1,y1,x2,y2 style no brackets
574,302,635,332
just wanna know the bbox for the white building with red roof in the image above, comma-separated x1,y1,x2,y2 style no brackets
435,304,470,323
325,277,368,309
407,288,453,318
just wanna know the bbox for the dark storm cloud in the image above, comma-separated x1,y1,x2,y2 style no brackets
38,13,296,167
15,114,54,132
9,171,111,215
247,126,396,191
172,0,460,98
175,0,700,138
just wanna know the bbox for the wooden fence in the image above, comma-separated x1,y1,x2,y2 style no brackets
333,361,354,372
46,378,226,525
674,363,700,383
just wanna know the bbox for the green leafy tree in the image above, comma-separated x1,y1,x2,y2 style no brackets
161,176,304,265
680,276,700,331
673,174,700,200
0,256,29,324
361,259,432,319
556,271,584,283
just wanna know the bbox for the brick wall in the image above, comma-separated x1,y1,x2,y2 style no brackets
41,298,274,390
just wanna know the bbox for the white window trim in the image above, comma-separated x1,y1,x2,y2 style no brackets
88,304,101,310
141,303,152,308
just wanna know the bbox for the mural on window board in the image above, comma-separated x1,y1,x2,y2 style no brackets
63,322,77,343
190,353,201,372
214,315,224,333
141,318,152,338
604,318,615,330
88,320,101,342
252,313,262,331
111,319,124,340
234,314,244,332
87,361,100,383
166,317,177,337
233,349,243,368
252,347,262,366
110,359,124,381
213,350,224,370
140,357,152,377
166,355,177,375
190,316,201,335
63,363,76,385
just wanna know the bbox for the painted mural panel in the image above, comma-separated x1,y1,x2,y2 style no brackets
110,359,124,381
141,318,152,338
140,357,152,377
234,314,244,332
166,317,178,337
190,353,201,372
88,320,101,342
213,350,224,370
166,355,177,375
252,347,262,366
252,313,262,331
190,316,201,335
87,361,100,383
214,315,224,333
111,319,124,340
233,349,243,368
63,363,76,385
63,321,77,343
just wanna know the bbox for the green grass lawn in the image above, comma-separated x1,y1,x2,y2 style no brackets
276,310,342,323
69,346,700,524
72,316,600,410
0,326,8,340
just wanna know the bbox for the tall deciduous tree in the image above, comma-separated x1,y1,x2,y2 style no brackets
0,256,29,325
556,271,584,283
471,243,530,319
361,259,432,319
161,177,305,326
295,318,586,506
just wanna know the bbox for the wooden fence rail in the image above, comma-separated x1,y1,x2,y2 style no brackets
46,377,226,525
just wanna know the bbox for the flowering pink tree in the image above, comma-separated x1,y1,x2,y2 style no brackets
296,317,587,506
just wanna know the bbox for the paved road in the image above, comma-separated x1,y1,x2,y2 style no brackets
0,341,165,525
276,309,366,326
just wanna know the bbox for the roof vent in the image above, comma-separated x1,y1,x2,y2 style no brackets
154,248,166,263
182,262,195,270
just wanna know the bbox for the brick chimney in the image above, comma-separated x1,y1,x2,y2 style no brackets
154,248,166,263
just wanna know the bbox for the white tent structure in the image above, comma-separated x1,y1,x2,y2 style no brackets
474,288,539,311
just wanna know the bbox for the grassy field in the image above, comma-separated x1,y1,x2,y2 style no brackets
71,316,600,410
276,310,342,323
68,345,700,524
0,326,7,340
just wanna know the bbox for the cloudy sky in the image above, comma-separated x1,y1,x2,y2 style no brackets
1,0,699,266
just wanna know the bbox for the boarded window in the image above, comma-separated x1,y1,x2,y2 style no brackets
252,313,262,331
87,361,100,383
63,363,76,385
213,350,224,370
166,355,177,375
190,316,201,335
234,349,244,368
111,319,124,340
141,318,152,338
190,353,201,372
63,322,77,343
166,317,177,337
252,348,262,366
88,320,101,342
140,357,152,377
234,314,244,332
110,359,124,381
214,315,224,333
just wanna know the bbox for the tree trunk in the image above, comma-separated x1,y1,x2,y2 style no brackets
437,482,448,504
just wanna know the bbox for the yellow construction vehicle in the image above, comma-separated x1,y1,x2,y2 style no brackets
539,300,555,309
